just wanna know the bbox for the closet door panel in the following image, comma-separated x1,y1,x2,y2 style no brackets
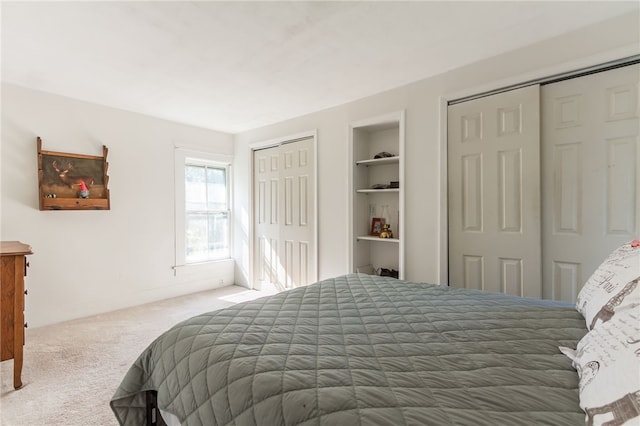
448,85,541,298
541,64,639,302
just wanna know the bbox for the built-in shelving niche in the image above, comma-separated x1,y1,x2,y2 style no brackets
349,111,405,279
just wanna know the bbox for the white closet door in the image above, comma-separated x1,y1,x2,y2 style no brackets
255,145,282,290
279,138,315,289
541,64,640,302
254,137,315,290
448,85,541,298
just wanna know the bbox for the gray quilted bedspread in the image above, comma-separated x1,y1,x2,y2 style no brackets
110,274,587,426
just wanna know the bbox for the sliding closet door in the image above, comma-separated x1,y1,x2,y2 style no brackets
541,64,640,302
448,85,541,298
254,137,316,291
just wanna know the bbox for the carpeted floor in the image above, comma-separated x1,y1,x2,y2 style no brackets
0,285,273,425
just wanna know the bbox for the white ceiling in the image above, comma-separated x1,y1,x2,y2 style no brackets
2,1,638,133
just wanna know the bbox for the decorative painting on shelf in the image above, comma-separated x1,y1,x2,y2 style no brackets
37,137,111,210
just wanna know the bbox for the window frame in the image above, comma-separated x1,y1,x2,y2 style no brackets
175,149,232,268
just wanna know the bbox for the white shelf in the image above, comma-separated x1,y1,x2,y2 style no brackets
356,236,400,243
356,156,399,166
356,188,400,193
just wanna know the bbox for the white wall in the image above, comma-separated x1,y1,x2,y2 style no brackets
1,85,235,327
3,12,637,327
232,12,640,287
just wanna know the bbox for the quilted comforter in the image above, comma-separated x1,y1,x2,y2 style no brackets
111,274,587,425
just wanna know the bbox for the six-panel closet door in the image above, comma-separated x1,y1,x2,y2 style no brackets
253,137,316,291
448,64,639,302
541,64,639,302
448,85,542,298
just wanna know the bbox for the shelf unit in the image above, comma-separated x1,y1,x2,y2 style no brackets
349,111,405,279
37,137,111,211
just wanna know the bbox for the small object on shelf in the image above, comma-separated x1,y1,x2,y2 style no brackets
389,181,399,188
356,264,374,275
380,204,390,227
379,224,393,239
378,267,399,279
373,151,394,159
78,181,89,199
370,217,385,236
370,183,389,189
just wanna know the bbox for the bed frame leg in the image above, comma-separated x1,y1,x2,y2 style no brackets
145,391,166,426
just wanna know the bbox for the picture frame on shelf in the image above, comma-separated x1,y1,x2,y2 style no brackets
370,217,385,236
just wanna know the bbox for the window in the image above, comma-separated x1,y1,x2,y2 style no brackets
174,149,232,270
184,162,230,263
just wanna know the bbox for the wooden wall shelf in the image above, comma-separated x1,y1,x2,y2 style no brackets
41,197,110,210
37,137,111,211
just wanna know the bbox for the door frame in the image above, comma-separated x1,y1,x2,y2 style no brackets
437,52,640,285
249,130,319,290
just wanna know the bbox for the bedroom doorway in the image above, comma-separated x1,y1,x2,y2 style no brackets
447,63,639,302
252,135,317,292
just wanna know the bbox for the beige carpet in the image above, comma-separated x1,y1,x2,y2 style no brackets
0,285,273,425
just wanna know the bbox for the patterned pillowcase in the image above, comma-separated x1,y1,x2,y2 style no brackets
576,241,640,330
561,306,640,426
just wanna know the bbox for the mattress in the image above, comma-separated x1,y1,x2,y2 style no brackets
111,274,587,425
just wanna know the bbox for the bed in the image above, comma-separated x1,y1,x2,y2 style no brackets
110,273,591,426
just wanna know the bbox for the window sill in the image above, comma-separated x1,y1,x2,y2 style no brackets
172,258,235,282
174,257,233,270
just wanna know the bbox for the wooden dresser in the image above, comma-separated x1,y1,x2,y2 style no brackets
1,241,32,390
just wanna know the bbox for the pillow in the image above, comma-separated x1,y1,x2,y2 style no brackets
564,305,640,426
576,240,640,330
